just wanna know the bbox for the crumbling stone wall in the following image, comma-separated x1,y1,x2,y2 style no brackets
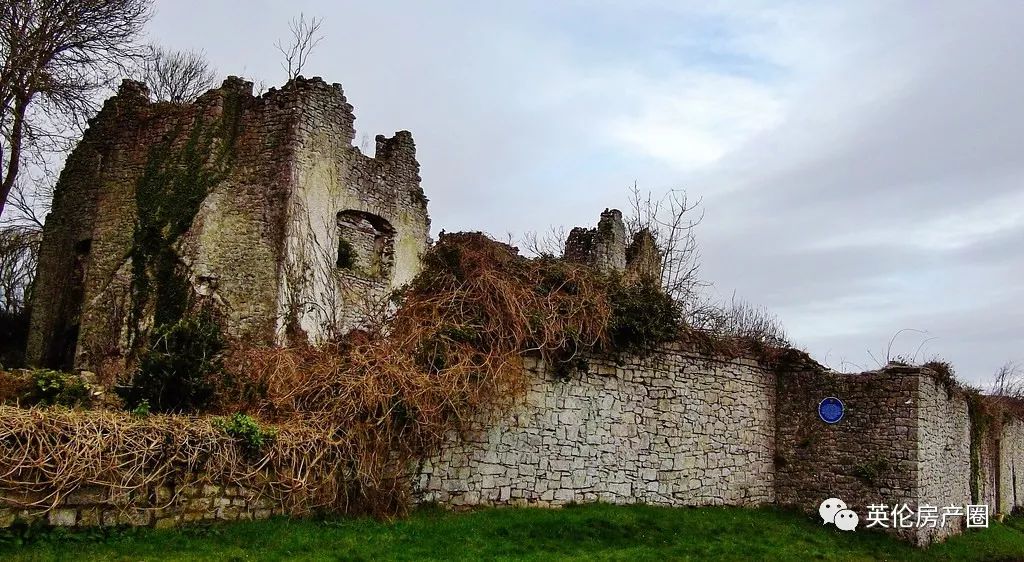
564,209,628,273
415,346,777,507
280,78,429,340
27,76,430,370
776,365,973,545
563,209,663,282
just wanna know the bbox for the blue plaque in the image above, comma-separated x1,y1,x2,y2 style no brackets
818,397,844,424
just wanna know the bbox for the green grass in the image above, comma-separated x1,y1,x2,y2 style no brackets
2,504,1023,561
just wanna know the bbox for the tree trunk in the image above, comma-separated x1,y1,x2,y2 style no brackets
0,94,28,218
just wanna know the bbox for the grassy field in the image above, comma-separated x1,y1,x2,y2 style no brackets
2,503,1023,561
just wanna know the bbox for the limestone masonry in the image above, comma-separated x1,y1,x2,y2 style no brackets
415,348,777,508
14,77,1024,545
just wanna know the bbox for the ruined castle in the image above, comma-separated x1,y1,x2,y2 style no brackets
27,77,430,371
16,77,1024,546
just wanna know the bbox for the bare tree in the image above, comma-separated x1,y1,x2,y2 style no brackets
991,362,1024,400
136,45,216,103
275,13,324,81
0,0,152,219
0,225,39,314
3,176,49,230
521,226,568,258
624,184,704,303
688,292,789,347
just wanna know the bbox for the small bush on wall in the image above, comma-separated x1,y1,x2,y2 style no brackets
214,412,277,455
0,369,92,407
606,276,681,355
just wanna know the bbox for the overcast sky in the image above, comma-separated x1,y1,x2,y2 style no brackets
148,0,1022,385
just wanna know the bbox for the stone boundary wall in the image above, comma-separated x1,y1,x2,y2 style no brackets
4,351,1024,544
0,483,280,530
414,348,777,508
775,365,979,545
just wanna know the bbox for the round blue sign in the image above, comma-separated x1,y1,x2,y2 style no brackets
818,397,844,424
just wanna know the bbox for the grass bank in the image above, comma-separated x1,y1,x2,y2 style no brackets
2,503,1023,561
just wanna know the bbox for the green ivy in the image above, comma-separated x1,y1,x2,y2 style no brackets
605,275,681,355
213,413,277,455
30,369,90,407
967,392,992,503
129,90,244,347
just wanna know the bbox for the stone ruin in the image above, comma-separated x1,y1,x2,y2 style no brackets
564,208,662,280
25,70,659,376
27,76,430,371
15,76,1024,547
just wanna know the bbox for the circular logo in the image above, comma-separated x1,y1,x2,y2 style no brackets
818,397,844,424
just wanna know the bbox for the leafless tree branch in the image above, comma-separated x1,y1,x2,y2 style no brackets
0,0,152,218
274,13,324,81
0,224,40,314
991,362,1024,399
623,183,704,303
135,44,216,103
521,226,568,258
687,292,789,348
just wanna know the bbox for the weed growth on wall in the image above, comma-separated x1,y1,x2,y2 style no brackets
605,276,681,355
213,412,277,455
30,369,91,407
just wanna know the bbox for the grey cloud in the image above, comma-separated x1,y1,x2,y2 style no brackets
146,1,1023,385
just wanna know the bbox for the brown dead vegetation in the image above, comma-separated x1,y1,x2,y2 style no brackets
0,233,614,517
0,407,355,515
0,232,802,519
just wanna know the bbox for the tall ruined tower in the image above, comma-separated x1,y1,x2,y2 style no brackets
27,76,431,370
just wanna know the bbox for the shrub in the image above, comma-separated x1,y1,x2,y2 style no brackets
688,297,789,349
921,359,957,384
852,455,890,484
213,413,277,454
118,312,224,413
130,399,151,417
605,276,681,355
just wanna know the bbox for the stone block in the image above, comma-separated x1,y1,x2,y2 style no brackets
78,508,102,527
154,516,179,529
48,508,77,527
64,486,107,505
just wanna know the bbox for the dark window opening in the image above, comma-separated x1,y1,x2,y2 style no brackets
336,210,395,279
74,238,92,255
336,238,357,269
